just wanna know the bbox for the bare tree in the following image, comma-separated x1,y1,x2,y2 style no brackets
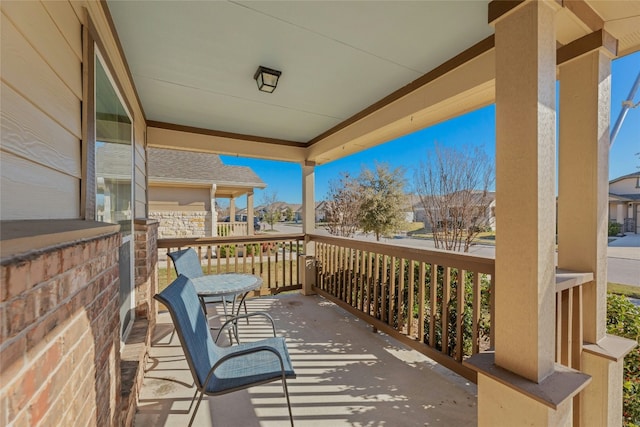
359,163,407,241
324,172,362,237
261,190,281,231
414,143,494,252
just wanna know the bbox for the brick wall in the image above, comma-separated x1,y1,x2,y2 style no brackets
149,211,212,238
133,219,159,322
1,232,121,426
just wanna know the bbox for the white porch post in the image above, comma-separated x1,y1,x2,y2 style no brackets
301,161,316,295
467,2,588,425
247,191,255,236
616,204,624,225
494,0,557,384
210,184,217,237
558,32,635,427
229,197,236,221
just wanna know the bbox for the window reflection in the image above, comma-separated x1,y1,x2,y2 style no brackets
95,58,132,235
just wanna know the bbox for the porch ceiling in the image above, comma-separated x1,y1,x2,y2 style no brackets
107,1,640,164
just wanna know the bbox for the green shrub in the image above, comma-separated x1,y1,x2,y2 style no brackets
609,222,622,236
607,293,640,426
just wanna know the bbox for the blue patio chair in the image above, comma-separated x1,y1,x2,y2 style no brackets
154,275,296,426
167,248,248,319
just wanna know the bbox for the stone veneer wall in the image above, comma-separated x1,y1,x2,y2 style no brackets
149,211,212,238
1,232,121,426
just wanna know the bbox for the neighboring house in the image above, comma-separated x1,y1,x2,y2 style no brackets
148,148,266,238
412,191,496,231
609,172,640,233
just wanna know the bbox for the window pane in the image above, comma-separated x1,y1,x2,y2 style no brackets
95,58,132,235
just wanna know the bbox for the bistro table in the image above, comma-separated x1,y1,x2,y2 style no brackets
190,273,265,343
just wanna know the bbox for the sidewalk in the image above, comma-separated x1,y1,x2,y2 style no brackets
608,233,640,260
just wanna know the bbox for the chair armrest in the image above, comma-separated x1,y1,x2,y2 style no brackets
214,311,277,344
203,345,287,391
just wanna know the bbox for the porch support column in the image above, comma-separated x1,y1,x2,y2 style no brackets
229,197,236,222
300,161,316,295
467,2,589,425
615,203,624,225
247,191,255,236
494,0,557,383
210,184,217,237
558,33,635,427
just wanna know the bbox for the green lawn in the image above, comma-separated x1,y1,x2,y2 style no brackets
608,282,640,299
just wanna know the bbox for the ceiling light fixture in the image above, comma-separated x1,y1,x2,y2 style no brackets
254,66,281,93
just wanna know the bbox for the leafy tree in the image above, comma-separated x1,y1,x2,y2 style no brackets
261,190,281,230
358,163,407,241
325,172,363,237
414,143,494,252
283,206,294,222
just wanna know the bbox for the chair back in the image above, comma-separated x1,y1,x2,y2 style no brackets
154,275,221,389
167,248,204,278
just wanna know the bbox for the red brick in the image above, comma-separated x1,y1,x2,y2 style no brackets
28,256,46,289
40,392,65,427
6,297,26,338
61,245,82,272
23,290,36,327
9,407,31,427
29,382,50,425
43,249,62,281
1,264,8,302
6,363,36,419
0,336,26,387
6,261,28,300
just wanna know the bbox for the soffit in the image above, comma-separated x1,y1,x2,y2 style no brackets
107,1,493,143
106,1,640,161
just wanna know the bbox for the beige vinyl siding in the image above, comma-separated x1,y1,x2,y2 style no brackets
1,152,80,219
0,0,149,220
134,128,147,217
610,177,639,194
1,4,81,219
1,82,81,177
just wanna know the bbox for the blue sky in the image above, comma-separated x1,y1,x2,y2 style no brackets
221,51,639,208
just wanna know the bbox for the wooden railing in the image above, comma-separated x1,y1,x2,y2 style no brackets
217,221,249,237
308,234,495,381
555,270,593,424
158,234,304,295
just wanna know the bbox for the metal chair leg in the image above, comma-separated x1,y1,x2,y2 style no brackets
282,376,294,427
188,390,205,427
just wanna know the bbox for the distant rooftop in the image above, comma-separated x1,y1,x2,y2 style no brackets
148,147,266,188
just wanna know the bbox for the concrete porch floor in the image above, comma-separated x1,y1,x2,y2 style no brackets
135,293,477,426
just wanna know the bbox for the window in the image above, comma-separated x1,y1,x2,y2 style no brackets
94,50,134,339
95,55,133,235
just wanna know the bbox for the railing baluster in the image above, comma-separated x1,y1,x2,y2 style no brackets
472,272,481,355
389,256,396,327
373,253,380,319
418,262,426,343
398,258,405,332
429,264,438,348
408,260,415,337
456,269,466,362
382,254,388,323
442,266,451,355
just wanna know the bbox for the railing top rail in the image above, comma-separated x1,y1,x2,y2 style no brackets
555,269,593,292
308,233,494,274
158,233,305,249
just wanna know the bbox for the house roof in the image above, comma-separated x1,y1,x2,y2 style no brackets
609,171,640,185
148,147,266,189
96,143,131,179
